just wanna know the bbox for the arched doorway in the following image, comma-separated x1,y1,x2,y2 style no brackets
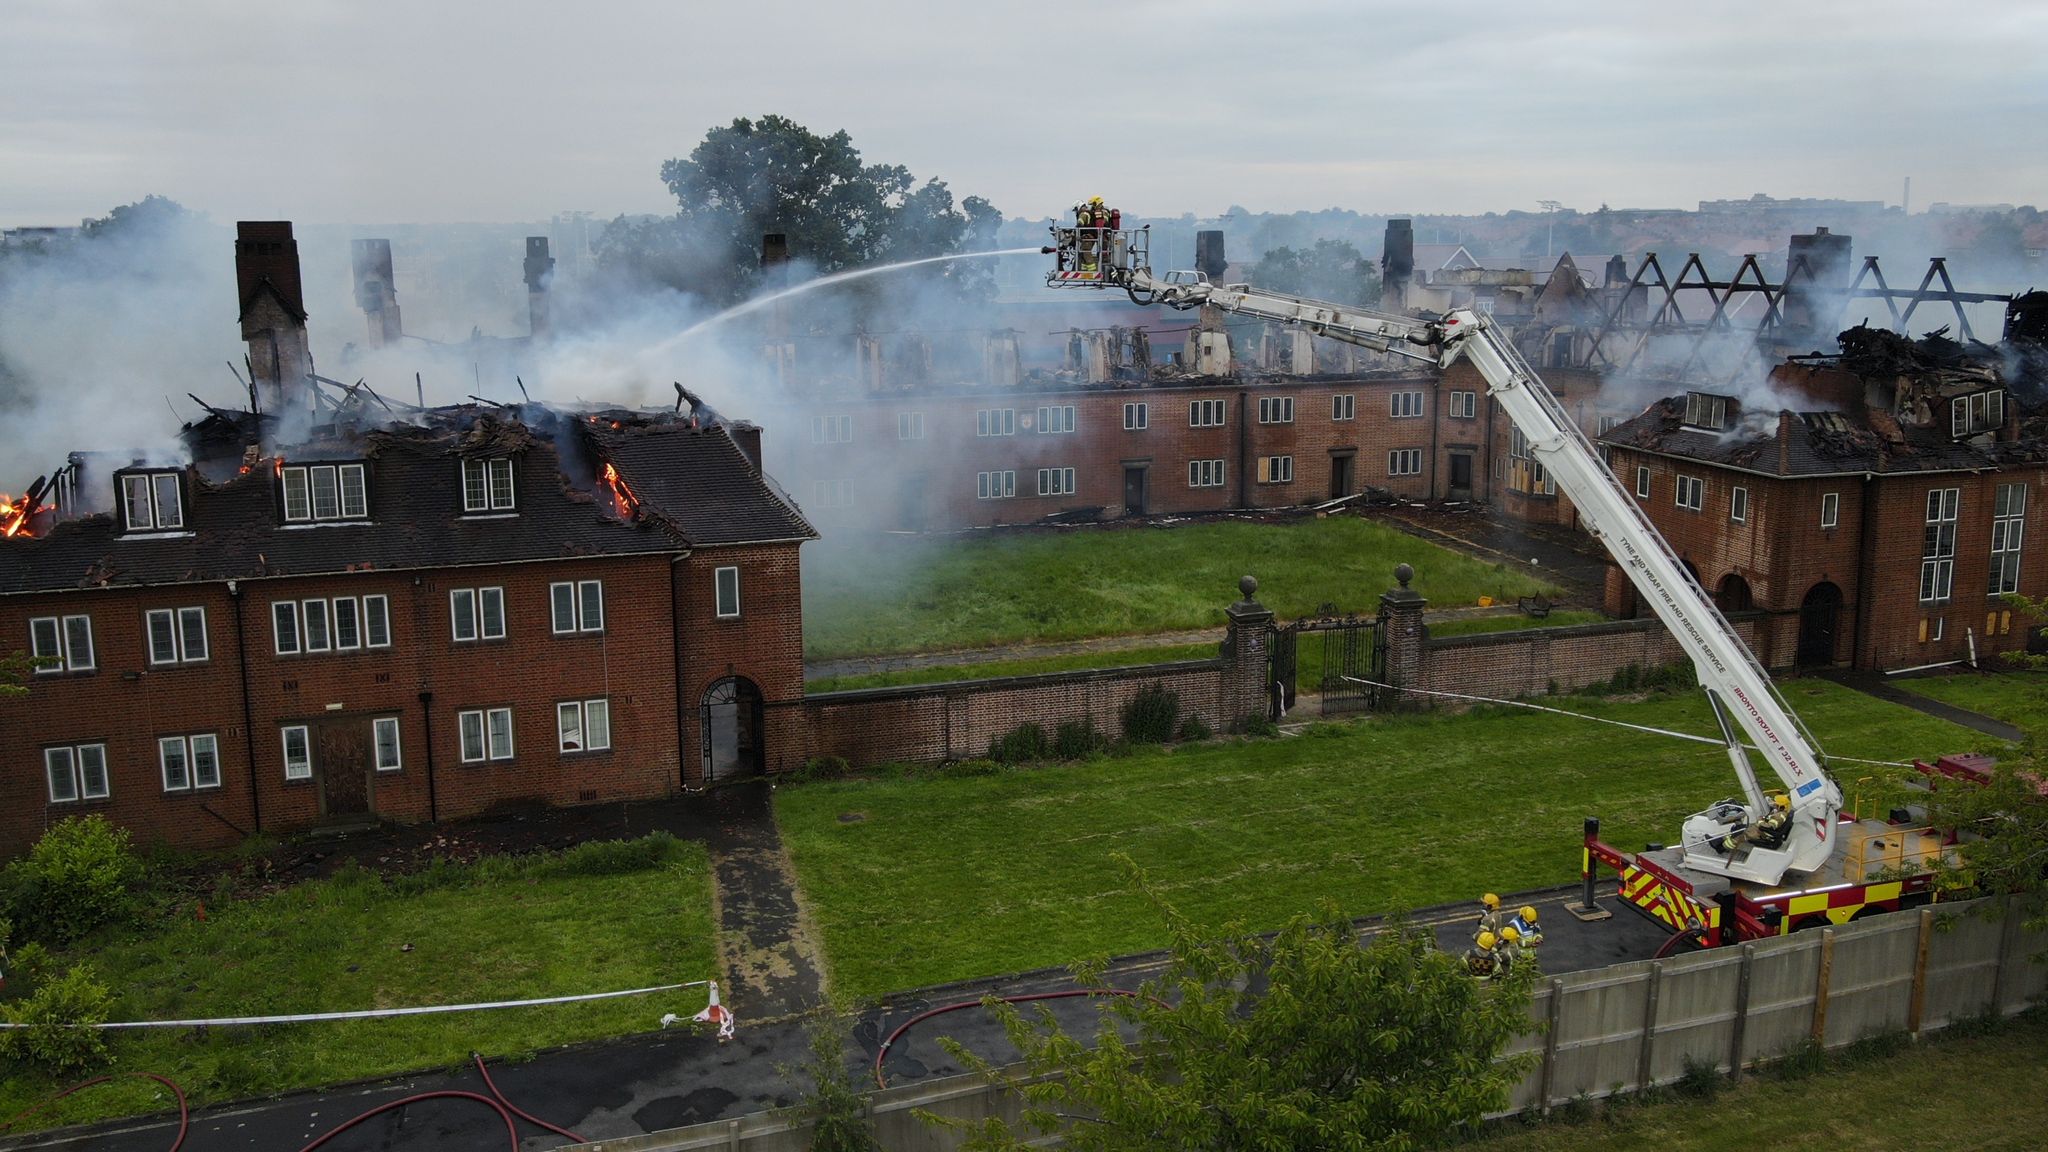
1715,573,1754,613
700,676,765,783
1798,583,1843,666
1679,559,1703,591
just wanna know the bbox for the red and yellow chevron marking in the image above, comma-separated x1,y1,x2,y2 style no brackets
1765,881,1905,932
1618,865,1716,933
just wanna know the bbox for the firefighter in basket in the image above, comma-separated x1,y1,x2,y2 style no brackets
1716,793,1792,855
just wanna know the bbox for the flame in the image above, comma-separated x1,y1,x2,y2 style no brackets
1,493,37,539
273,456,285,476
601,462,640,519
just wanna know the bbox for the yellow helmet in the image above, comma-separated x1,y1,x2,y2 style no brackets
1500,926,1521,943
1477,931,1498,950
1482,892,1501,909
1773,794,1791,810
1090,195,1104,204
1520,906,1539,923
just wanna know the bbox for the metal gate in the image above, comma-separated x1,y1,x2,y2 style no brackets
1269,604,1387,717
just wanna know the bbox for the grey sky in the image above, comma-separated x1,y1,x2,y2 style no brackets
5,0,2045,227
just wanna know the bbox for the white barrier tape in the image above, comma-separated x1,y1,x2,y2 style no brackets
1338,676,1915,768
0,979,712,1030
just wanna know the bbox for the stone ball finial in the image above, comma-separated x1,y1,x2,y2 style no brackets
1239,574,1259,600
1394,563,1414,589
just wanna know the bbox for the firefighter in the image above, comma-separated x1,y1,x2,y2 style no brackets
1465,930,1502,980
1474,892,1507,942
1495,925,1524,976
1509,905,1544,949
1717,794,1792,854
1076,197,1107,275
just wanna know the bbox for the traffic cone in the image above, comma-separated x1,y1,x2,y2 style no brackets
691,981,735,1042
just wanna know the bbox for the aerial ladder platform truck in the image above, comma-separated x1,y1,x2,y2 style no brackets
1046,216,1961,948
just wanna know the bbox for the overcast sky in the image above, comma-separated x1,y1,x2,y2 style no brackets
5,0,2045,227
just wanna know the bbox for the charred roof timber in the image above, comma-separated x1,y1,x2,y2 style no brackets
350,239,403,350
524,236,554,340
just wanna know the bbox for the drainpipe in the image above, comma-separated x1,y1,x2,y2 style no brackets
1236,389,1250,509
229,579,261,833
671,553,690,791
1427,378,1443,498
1851,473,1880,670
418,690,437,823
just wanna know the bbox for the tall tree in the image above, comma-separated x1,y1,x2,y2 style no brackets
1247,239,1380,307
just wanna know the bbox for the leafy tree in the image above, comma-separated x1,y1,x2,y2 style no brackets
929,862,1537,1152
2,649,36,699
80,194,195,238
1246,239,1380,307
781,1010,880,1152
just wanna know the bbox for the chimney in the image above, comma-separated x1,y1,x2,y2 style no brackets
727,421,763,472
760,233,795,382
1192,230,1231,365
350,239,402,349
235,221,313,425
523,236,555,340
1194,230,1227,281
1783,227,1853,334
1380,219,1414,311
984,329,1020,389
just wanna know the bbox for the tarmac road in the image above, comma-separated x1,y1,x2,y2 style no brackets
0,883,1676,1152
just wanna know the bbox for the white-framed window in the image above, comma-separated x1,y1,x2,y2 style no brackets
1921,487,1959,604
976,470,1017,500
811,415,853,444
1258,455,1294,483
551,580,605,634
557,699,612,753
144,606,209,665
976,408,1016,437
1683,391,1731,432
333,597,361,649
1037,467,1077,496
897,412,925,440
458,708,516,762
281,725,312,780
158,733,221,792
1257,396,1295,424
1390,391,1425,418
29,614,95,674
1123,402,1148,430
281,463,369,522
1388,449,1423,477
812,479,854,509
302,598,331,652
1675,475,1704,512
1188,459,1226,488
1636,467,1651,499
45,744,110,803
461,458,516,512
450,587,506,642
1731,486,1749,524
272,602,300,654
119,470,185,533
364,594,392,648
1449,391,1477,419
1332,394,1356,421
715,566,741,619
1991,482,2026,596
1189,399,1227,428
1952,390,2006,438
373,717,402,771
1820,491,1840,529
1036,405,1076,434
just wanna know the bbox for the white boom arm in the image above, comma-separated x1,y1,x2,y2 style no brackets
1053,237,1843,883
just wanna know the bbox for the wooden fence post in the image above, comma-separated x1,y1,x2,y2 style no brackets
1635,961,1663,1090
1908,907,1934,1035
1728,943,1755,1079
1811,928,1836,1045
1537,977,1564,1112
727,1117,743,1150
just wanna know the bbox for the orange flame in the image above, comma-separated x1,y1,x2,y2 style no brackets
1,493,36,539
601,462,640,519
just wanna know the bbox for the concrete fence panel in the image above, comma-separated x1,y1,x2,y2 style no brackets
1819,917,1918,1046
1737,932,1823,1064
1644,948,1744,1079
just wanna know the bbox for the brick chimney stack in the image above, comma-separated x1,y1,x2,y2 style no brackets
351,239,403,349
523,236,555,340
236,221,314,424
1381,218,1414,312
760,233,795,385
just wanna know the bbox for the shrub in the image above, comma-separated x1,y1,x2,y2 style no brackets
789,755,852,785
1,815,141,945
1054,720,1108,760
539,832,684,878
1675,1054,1721,1100
1176,713,1212,742
0,963,115,1075
988,722,1049,764
1234,712,1280,738
1120,683,1180,744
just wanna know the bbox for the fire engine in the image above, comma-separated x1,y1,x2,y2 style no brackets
1045,213,1958,948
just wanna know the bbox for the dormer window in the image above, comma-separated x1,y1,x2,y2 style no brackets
1682,391,1733,432
1951,390,2005,438
119,470,185,533
281,463,368,522
462,458,516,513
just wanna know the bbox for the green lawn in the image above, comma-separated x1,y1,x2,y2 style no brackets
776,681,1998,998
801,517,1563,660
1463,1018,2048,1151
1899,670,2048,732
0,836,717,1131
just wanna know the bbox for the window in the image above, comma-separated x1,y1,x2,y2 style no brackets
303,598,331,651
1820,492,1840,529
1123,402,1148,430
1388,449,1423,477
272,602,300,654
282,725,312,780
119,470,184,532
811,415,853,444
1332,394,1356,421
976,470,1017,499
1189,399,1227,427
333,597,360,649
551,580,605,633
487,708,515,759
1636,467,1651,499
1449,391,1477,419
1951,390,2006,438
192,733,220,788
1921,487,1960,604
461,458,516,512
1991,482,2026,596
1258,456,1295,483
1036,405,1076,434
364,595,391,648
159,734,220,791
897,412,925,440
1731,486,1749,524
145,607,208,665
458,711,485,763
1390,391,1425,418
1683,391,1732,431
1508,427,1553,495
373,717,402,771
45,744,110,803
280,464,368,522
812,479,854,508
557,699,612,753
715,566,741,619
1675,475,1704,512
1257,396,1295,424
451,587,506,641
1188,459,1226,488
1037,467,1077,496
976,408,1016,437
459,708,515,762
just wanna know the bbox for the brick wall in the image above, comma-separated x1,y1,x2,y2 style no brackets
1416,613,1770,701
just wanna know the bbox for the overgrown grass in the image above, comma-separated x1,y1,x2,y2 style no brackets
801,517,1562,660
0,835,717,1131
807,643,1222,693
1898,670,2048,732
776,681,1995,997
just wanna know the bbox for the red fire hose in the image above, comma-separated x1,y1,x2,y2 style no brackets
294,1090,517,1152
472,1051,587,1145
0,1072,189,1151
873,988,1158,1089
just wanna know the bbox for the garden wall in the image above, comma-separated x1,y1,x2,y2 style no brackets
1413,611,1769,703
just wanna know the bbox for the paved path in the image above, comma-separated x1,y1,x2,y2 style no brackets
1816,668,2025,743
704,780,830,1021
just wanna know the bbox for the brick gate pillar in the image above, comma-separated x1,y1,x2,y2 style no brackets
1380,563,1428,708
1223,575,1274,724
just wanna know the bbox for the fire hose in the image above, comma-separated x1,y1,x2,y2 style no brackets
872,988,1160,1090
0,1072,189,1151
